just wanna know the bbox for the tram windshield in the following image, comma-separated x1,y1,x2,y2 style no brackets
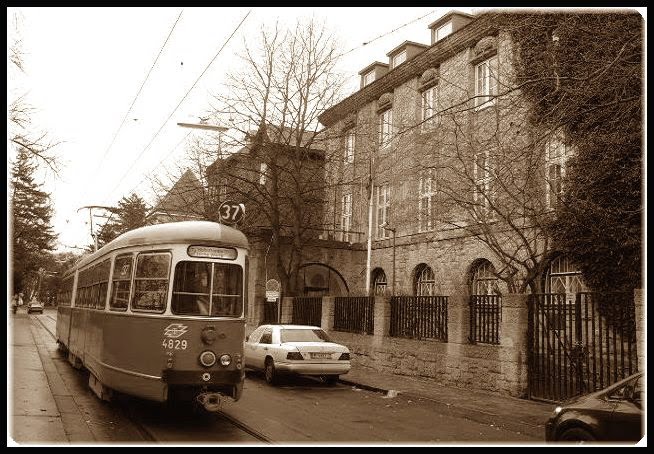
172,261,243,317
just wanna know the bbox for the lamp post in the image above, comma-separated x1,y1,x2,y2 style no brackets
177,122,229,157
382,222,396,296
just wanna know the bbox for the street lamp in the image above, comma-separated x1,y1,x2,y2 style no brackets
382,222,396,296
177,121,229,159
176,122,228,133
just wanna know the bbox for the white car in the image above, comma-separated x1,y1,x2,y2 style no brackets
244,324,351,385
27,300,44,314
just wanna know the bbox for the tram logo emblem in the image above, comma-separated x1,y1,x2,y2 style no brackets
163,323,189,338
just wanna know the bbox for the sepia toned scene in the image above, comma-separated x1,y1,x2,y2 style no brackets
7,7,645,447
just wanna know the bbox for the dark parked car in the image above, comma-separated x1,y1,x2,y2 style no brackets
545,371,644,443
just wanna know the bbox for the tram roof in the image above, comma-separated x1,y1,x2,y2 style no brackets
70,221,249,273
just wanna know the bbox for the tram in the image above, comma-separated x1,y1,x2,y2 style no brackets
56,221,249,412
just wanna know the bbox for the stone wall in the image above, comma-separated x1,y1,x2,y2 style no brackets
273,293,530,398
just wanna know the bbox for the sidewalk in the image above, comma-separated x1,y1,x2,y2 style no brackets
339,364,554,440
9,310,95,445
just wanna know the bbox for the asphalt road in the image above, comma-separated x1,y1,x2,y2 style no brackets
14,309,538,445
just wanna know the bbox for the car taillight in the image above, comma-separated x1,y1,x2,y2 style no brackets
338,353,350,360
287,351,304,360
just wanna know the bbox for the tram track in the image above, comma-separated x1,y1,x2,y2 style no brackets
31,312,271,444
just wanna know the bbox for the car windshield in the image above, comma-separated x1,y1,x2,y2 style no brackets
280,329,332,343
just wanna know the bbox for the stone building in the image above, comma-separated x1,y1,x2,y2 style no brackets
317,10,589,299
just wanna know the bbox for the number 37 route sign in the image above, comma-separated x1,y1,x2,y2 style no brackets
218,200,245,225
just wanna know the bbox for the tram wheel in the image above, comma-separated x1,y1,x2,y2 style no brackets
264,358,278,385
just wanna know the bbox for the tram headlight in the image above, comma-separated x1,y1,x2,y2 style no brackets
199,350,217,367
219,354,232,367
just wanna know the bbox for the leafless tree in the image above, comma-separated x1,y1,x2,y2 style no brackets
8,11,61,174
151,19,348,296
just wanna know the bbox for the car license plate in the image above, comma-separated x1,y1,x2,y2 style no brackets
311,353,331,359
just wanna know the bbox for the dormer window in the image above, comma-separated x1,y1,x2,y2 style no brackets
363,70,375,87
392,50,407,69
436,22,452,41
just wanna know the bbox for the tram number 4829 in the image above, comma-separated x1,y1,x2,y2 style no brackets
162,339,188,350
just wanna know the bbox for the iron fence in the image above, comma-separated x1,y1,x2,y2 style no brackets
333,296,375,334
261,299,279,324
291,297,323,327
389,296,448,341
528,292,637,402
469,294,502,345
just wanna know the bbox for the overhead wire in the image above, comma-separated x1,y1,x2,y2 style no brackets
107,8,435,203
102,8,446,218
102,10,252,206
336,8,437,60
92,9,184,173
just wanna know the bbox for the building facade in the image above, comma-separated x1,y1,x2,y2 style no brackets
318,11,589,299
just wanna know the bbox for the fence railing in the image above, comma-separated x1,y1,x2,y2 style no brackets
469,294,502,345
389,296,448,341
333,296,375,335
528,292,637,402
261,299,279,324
292,297,323,327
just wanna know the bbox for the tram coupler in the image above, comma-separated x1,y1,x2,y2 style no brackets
196,392,223,412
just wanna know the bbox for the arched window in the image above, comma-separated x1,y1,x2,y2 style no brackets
414,264,436,296
299,263,349,297
371,268,387,296
469,259,502,345
471,260,500,295
545,255,588,294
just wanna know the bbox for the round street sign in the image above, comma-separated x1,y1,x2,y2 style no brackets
218,200,245,225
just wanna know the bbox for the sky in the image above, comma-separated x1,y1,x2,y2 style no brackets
7,6,643,253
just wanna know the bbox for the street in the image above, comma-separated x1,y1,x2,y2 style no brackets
10,308,539,445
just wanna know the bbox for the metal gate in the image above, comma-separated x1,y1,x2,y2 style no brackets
527,292,637,402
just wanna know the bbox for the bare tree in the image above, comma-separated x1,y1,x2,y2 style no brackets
189,19,348,296
8,11,61,174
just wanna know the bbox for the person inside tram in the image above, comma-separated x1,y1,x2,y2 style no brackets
188,269,210,315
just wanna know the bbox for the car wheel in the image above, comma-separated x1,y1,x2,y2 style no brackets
264,358,277,385
323,375,339,385
558,427,596,443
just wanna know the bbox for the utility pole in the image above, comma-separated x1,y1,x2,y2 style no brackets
382,223,396,296
77,205,117,252
365,149,375,297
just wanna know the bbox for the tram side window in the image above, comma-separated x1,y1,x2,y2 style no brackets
90,264,100,309
212,264,243,317
172,261,212,315
132,252,171,312
59,277,74,306
76,268,91,307
98,259,111,310
110,254,133,311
